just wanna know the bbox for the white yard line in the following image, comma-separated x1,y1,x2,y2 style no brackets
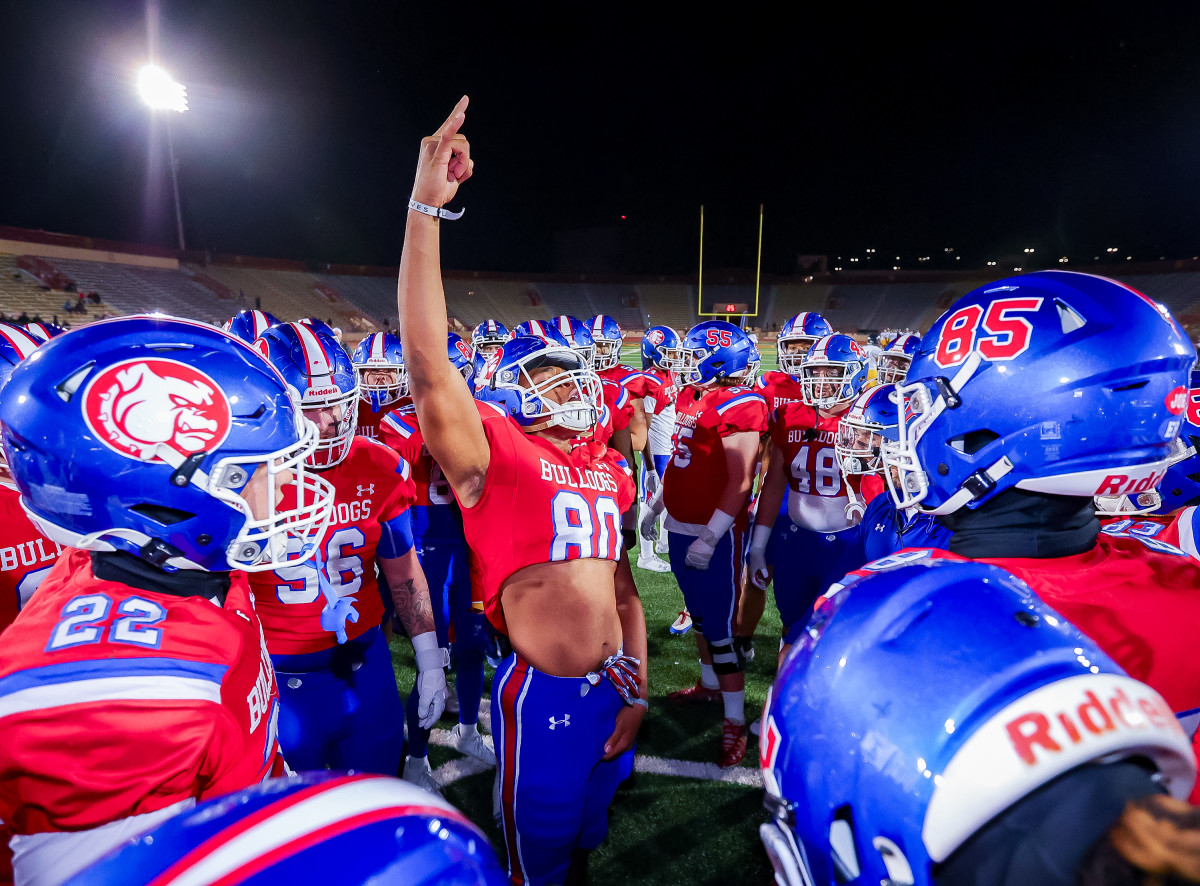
428,724,762,789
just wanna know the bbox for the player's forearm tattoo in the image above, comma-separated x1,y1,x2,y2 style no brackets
392,578,436,636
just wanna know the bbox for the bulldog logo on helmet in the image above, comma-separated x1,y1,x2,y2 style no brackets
646,329,665,345
83,358,233,461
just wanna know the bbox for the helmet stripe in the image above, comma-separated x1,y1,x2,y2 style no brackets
0,326,42,360
292,322,333,377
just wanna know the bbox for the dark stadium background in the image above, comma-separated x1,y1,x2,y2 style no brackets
0,0,1198,276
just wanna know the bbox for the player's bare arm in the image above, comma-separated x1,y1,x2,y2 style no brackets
628,400,648,453
397,95,490,506
717,431,761,516
381,550,436,637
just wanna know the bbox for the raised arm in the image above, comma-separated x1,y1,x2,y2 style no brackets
397,96,491,507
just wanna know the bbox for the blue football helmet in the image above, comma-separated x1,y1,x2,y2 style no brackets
256,322,360,469
760,558,1196,886
511,319,570,348
882,271,1197,515
471,319,510,360
746,332,762,385
0,324,48,490
299,316,344,344
641,325,680,370
351,332,407,412
448,332,476,386
777,312,833,376
836,383,900,477
676,321,755,386
875,332,920,386
72,772,507,886
480,336,602,433
0,316,334,572
800,334,869,410
588,314,625,371
552,315,597,367
23,321,66,342
224,309,280,344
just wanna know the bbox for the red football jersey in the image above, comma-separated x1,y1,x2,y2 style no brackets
377,405,456,511
756,370,807,413
460,402,635,633
768,400,854,531
592,402,615,447
598,364,651,399
855,539,1200,731
249,435,415,656
641,367,678,415
0,486,63,633
0,548,284,835
355,397,403,443
601,379,633,432
663,385,769,526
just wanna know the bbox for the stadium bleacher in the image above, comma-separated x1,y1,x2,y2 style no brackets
3,227,1200,346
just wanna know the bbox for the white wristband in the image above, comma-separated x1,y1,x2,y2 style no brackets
408,198,465,221
412,631,450,671
748,523,772,553
704,509,736,540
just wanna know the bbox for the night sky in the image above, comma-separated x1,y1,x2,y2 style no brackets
0,1,1198,276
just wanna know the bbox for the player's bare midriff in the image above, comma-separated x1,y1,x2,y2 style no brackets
499,558,623,678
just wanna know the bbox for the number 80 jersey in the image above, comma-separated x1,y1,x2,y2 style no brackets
461,402,636,634
663,385,769,527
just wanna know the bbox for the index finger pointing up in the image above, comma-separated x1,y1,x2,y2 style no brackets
434,95,470,139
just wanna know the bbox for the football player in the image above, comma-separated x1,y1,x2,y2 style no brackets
250,321,447,776
73,772,506,885
833,383,952,565
379,384,498,794
470,319,510,362
350,331,407,441
642,320,767,767
223,308,279,343
746,333,870,657
397,98,647,886
877,270,1200,798
635,325,680,574
874,330,919,386
0,316,334,884
763,312,832,412
589,314,651,453
760,559,1197,885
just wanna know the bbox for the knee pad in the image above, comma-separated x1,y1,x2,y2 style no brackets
706,637,744,675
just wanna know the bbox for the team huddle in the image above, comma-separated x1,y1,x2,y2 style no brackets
0,97,1199,886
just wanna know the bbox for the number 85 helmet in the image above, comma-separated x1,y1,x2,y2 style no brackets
882,271,1196,515
0,316,334,572
759,558,1195,886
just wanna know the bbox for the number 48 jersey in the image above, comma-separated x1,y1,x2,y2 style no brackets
770,400,854,533
663,385,769,528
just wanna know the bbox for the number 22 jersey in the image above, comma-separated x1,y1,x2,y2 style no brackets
0,548,285,835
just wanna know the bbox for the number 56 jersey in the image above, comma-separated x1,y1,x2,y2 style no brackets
0,548,285,836
461,402,635,635
663,385,768,528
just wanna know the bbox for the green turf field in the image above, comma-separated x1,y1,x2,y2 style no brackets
388,341,783,882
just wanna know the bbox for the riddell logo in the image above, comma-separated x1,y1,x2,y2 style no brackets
1006,683,1176,766
83,358,232,461
1094,470,1166,496
305,386,340,398
1166,386,1187,415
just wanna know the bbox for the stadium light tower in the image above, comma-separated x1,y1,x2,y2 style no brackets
137,64,188,251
